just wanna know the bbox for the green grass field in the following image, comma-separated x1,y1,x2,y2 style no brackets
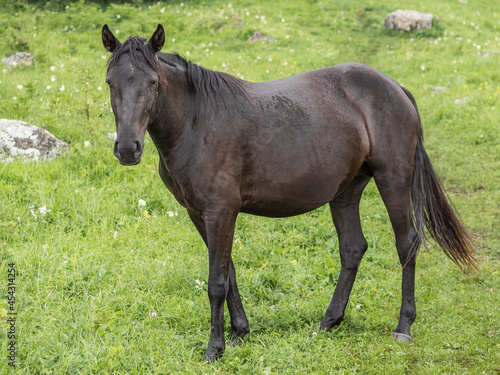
1,0,499,373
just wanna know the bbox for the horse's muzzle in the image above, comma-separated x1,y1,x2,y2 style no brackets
114,139,143,165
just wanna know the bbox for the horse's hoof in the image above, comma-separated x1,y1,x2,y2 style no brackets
392,332,413,343
231,333,248,347
230,325,250,347
201,348,222,363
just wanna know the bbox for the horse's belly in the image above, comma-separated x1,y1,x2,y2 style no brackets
239,168,351,218
240,198,327,217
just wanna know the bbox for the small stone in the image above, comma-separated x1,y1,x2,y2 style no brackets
432,86,450,92
477,50,500,58
384,10,436,32
2,52,33,68
0,119,68,161
454,97,471,105
249,31,276,42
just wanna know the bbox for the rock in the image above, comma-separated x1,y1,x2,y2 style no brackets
2,52,33,68
384,10,436,32
454,97,471,105
0,119,68,162
249,31,276,42
477,50,500,57
432,86,450,92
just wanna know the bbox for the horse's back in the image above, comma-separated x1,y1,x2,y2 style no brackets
234,63,420,216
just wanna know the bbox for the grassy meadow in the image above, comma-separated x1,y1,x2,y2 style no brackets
0,0,499,373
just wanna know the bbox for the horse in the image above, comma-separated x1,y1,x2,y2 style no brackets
102,24,478,362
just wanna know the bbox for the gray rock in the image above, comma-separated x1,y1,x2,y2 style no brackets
454,97,471,105
477,50,500,57
432,86,450,92
2,52,33,68
249,31,276,42
384,10,436,32
0,119,68,161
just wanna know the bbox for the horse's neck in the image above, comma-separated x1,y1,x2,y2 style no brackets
148,69,190,150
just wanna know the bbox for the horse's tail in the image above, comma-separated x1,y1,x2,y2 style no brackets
402,87,479,272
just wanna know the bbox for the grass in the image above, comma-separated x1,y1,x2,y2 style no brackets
0,0,499,373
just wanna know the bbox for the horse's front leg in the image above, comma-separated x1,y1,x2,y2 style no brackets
227,258,250,346
199,207,239,363
188,210,249,350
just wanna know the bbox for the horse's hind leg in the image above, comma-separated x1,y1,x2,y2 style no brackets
320,174,371,330
372,168,419,342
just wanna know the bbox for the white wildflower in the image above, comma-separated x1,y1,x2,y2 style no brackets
84,141,90,147
30,205,37,219
138,199,146,208
195,279,205,290
39,206,51,216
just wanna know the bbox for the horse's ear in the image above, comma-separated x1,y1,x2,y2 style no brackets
102,24,121,53
147,24,165,53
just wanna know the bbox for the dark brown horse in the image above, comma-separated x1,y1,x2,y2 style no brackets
102,24,478,362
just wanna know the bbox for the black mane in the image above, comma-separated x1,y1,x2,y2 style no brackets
160,52,249,113
108,36,248,114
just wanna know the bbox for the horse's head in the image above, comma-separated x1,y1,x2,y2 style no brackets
102,24,165,165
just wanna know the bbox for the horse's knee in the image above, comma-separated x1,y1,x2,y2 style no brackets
208,275,228,301
340,241,368,271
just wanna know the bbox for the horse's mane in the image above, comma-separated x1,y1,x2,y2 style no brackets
107,36,249,115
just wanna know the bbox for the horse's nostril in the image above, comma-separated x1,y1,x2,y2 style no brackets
134,141,142,158
113,141,121,158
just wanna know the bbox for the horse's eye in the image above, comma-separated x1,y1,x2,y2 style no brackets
150,80,158,87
